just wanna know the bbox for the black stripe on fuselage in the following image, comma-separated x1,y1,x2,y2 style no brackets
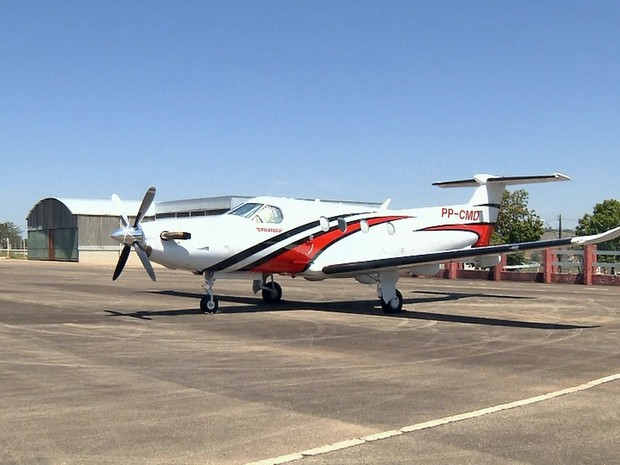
205,212,368,272
238,215,410,273
472,203,501,209
236,225,340,272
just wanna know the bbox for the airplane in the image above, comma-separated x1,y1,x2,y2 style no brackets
110,173,620,314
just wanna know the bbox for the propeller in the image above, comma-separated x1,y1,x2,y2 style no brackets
111,187,157,282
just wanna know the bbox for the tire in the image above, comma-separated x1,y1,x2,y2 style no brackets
380,289,403,314
261,281,283,304
200,295,219,313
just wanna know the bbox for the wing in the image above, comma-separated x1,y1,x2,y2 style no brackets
322,226,620,276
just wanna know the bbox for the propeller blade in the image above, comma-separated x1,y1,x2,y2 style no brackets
111,186,157,282
134,244,156,282
111,193,129,227
134,187,156,227
113,245,131,281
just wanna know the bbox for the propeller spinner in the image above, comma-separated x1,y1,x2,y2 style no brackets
111,187,157,281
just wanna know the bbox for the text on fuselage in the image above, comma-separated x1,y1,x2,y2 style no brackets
441,208,482,221
256,226,283,233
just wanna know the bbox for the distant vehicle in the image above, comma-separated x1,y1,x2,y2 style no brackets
111,173,620,313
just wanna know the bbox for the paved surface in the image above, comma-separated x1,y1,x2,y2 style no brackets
0,260,618,465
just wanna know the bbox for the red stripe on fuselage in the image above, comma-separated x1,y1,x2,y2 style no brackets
249,216,408,274
421,223,495,247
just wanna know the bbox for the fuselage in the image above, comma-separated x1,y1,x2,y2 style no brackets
140,196,495,279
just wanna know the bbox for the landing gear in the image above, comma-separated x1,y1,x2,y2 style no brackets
201,271,219,314
254,274,283,304
377,270,404,314
261,281,283,304
198,271,284,314
380,289,403,314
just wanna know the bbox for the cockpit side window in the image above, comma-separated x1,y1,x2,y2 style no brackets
228,203,283,224
255,205,283,224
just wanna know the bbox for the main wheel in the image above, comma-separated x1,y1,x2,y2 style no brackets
261,281,283,304
380,289,403,314
200,295,219,314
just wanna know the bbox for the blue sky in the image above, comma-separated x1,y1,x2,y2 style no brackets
2,0,619,233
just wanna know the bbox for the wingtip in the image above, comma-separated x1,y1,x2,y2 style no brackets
571,226,620,245
553,173,571,182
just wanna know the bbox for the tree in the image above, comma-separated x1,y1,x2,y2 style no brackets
0,222,23,248
491,189,544,265
576,199,620,260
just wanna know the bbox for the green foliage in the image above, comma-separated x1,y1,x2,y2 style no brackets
0,222,23,248
576,199,620,256
491,189,544,265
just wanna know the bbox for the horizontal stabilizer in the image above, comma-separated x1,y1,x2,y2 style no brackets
433,173,570,188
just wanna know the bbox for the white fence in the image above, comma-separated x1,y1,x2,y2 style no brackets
556,249,620,275
0,247,28,259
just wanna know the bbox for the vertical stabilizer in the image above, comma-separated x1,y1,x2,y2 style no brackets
467,174,505,211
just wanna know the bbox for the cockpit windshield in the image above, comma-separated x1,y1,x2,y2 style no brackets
228,202,263,218
228,202,283,224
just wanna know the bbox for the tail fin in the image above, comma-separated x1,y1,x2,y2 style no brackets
433,173,570,223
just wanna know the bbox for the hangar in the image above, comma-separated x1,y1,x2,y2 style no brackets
26,196,251,263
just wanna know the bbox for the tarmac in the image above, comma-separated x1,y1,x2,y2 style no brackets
0,260,618,465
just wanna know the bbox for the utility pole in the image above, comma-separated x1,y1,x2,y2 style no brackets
557,214,563,274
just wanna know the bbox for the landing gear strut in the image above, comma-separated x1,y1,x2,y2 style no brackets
377,270,404,314
200,271,219,314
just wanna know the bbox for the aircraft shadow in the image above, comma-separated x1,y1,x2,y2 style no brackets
103,289,595,330
105,308,205,320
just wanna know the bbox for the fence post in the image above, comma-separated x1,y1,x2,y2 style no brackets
543,248,554,284
583,244,597,285
493,255,506,281
448,261,459,279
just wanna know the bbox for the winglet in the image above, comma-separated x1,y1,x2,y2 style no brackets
570,226,620,246
380,198,392,210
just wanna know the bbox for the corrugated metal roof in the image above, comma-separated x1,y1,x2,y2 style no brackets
29,196,235,219
54,198,154,217
31,195,382,219
155,196,250,214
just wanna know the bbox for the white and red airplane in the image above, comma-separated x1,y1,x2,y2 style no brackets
111,173,620,314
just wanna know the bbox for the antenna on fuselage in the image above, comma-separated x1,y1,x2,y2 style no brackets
380,199,391,210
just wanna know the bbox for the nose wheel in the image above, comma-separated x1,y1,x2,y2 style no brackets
200,294,219,313
201,272,219,314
